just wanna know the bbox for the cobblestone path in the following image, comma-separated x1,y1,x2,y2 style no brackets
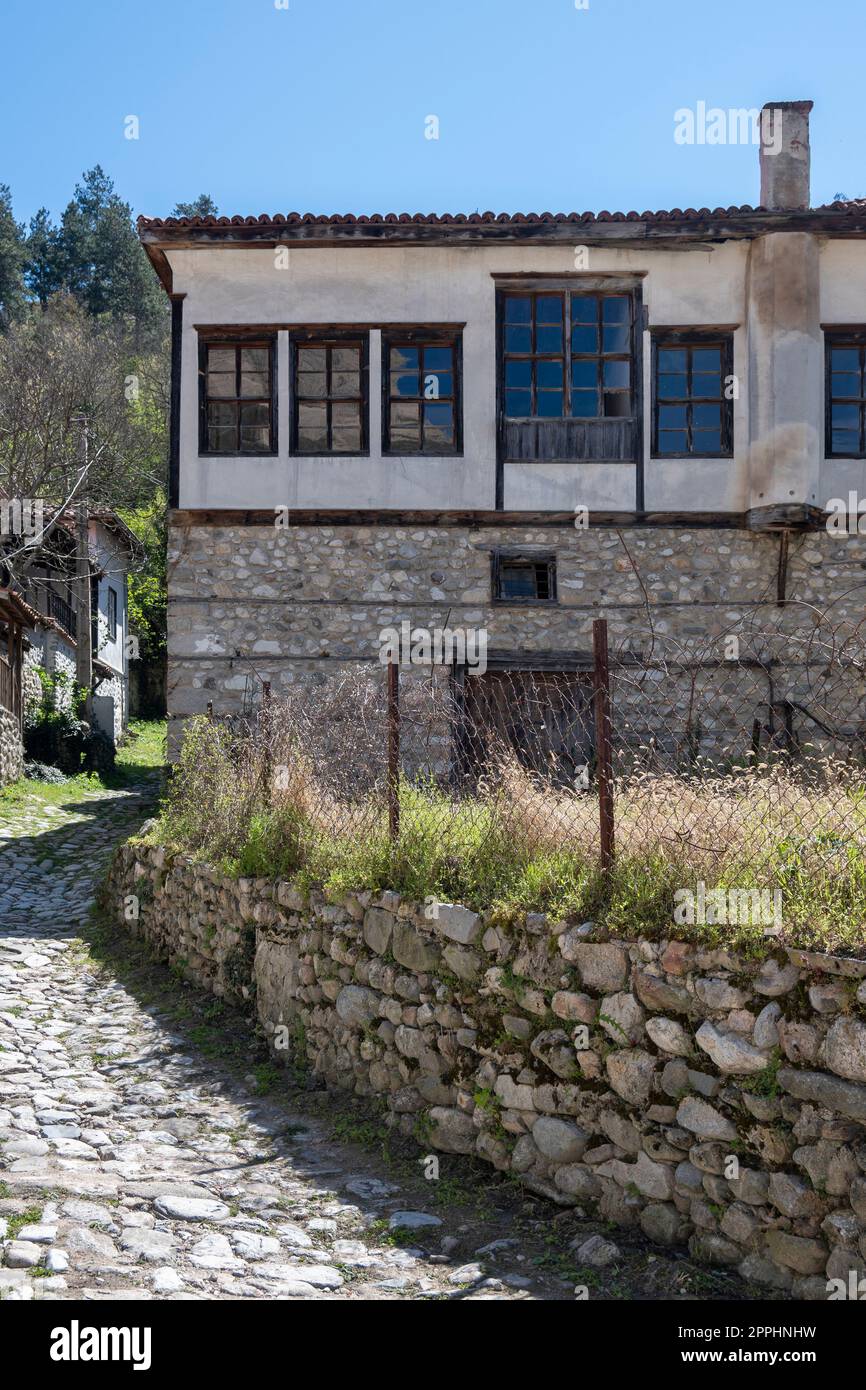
0,782,754,1302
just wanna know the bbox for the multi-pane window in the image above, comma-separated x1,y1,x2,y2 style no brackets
385,338,459,452
502,292,633,419
293,339,366,453
652,337,733,457
827,339,866,456
492,552,557,603
201,341,274,453
107,588,117,643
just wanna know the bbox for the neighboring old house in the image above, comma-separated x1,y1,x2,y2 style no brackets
139,100,866,758
20,510,136,744
0,588,38,785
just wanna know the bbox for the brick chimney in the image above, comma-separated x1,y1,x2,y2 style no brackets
759,100,813,210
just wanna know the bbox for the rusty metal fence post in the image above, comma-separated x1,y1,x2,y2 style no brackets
387,658,400,840
261,680,272,803
592,618,615,872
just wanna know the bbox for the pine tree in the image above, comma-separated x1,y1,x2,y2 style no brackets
171,194,219,219
0,184,27,329
25,208,63,305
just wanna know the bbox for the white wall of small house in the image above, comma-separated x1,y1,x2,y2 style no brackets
167,236,866,516
90,521,128,678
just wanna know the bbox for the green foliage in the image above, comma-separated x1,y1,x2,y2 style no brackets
120,488,167,666
0,183,27,328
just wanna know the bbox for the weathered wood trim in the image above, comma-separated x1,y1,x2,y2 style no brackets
169,295,184,509
169,507,815,531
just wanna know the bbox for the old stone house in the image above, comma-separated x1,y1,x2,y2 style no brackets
140,100,866,764
16,511,136,745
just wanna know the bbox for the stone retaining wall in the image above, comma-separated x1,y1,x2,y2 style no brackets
108,840,866,1299
0,707,24,786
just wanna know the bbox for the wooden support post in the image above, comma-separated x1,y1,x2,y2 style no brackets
387,659,400,841
592,618,615,873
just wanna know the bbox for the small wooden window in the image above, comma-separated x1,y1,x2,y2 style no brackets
652,334,733,457
292,337,368,454
200,339,276,455
826,334,866,457
384,335,460,453
492,551,557,604
107,588,117,643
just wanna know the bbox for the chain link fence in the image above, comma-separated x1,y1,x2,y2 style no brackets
166,611,866,940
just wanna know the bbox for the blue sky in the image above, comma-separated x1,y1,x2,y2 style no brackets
2,0,863,224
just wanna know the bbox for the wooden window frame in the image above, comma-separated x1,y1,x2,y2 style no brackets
382,327,463,455
499,287,637,423
107,587,117,644
290,331,369,456
491,549,558,605
650,328,734,459
824,327,866,459
197,334,277,456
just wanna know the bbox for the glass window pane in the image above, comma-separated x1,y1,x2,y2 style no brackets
298,402,327,449
604,391,631,417
501,563,538,598
693,403,721,428
603,325,630,353
602,296,629,324
423,401,454,444
603,360,630,389
239,403,269,451
207,372,235,399
297,371,326,397
658,405,687,428
536,360,564,388
571,325,598,353
832,373,861,398
332,347,360,372
535,326,563,353
424,370,452,399
240,403,268,427
424,346,453,372
392,372,419,398
572,360,597,388
240,371,269,398
298,347,326,372
536,391,563,417
831,348,860,372
658,430,687,453
658,373,687,399
208,402,236,427
241,347,268,371
832,402,860,429
692,429,722,454
692,348,721,372
504,297,531,324
832,429,860,454
571,295,598,324
332,401,360,427
331,371,360,398
505,325,532,353
208,348,235,373
505,389,531,417
571,389,598,417
505,360,532,388
692,374,722,399
332,427,361,452
536,295,563,324
208,426,235,452
658,348,687,372
390,402,421,449
240,426,270,451
391,345,419,372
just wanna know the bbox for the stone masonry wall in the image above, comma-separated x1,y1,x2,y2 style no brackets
109,840,866,1299
167,521,866,753
0,707,23,786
